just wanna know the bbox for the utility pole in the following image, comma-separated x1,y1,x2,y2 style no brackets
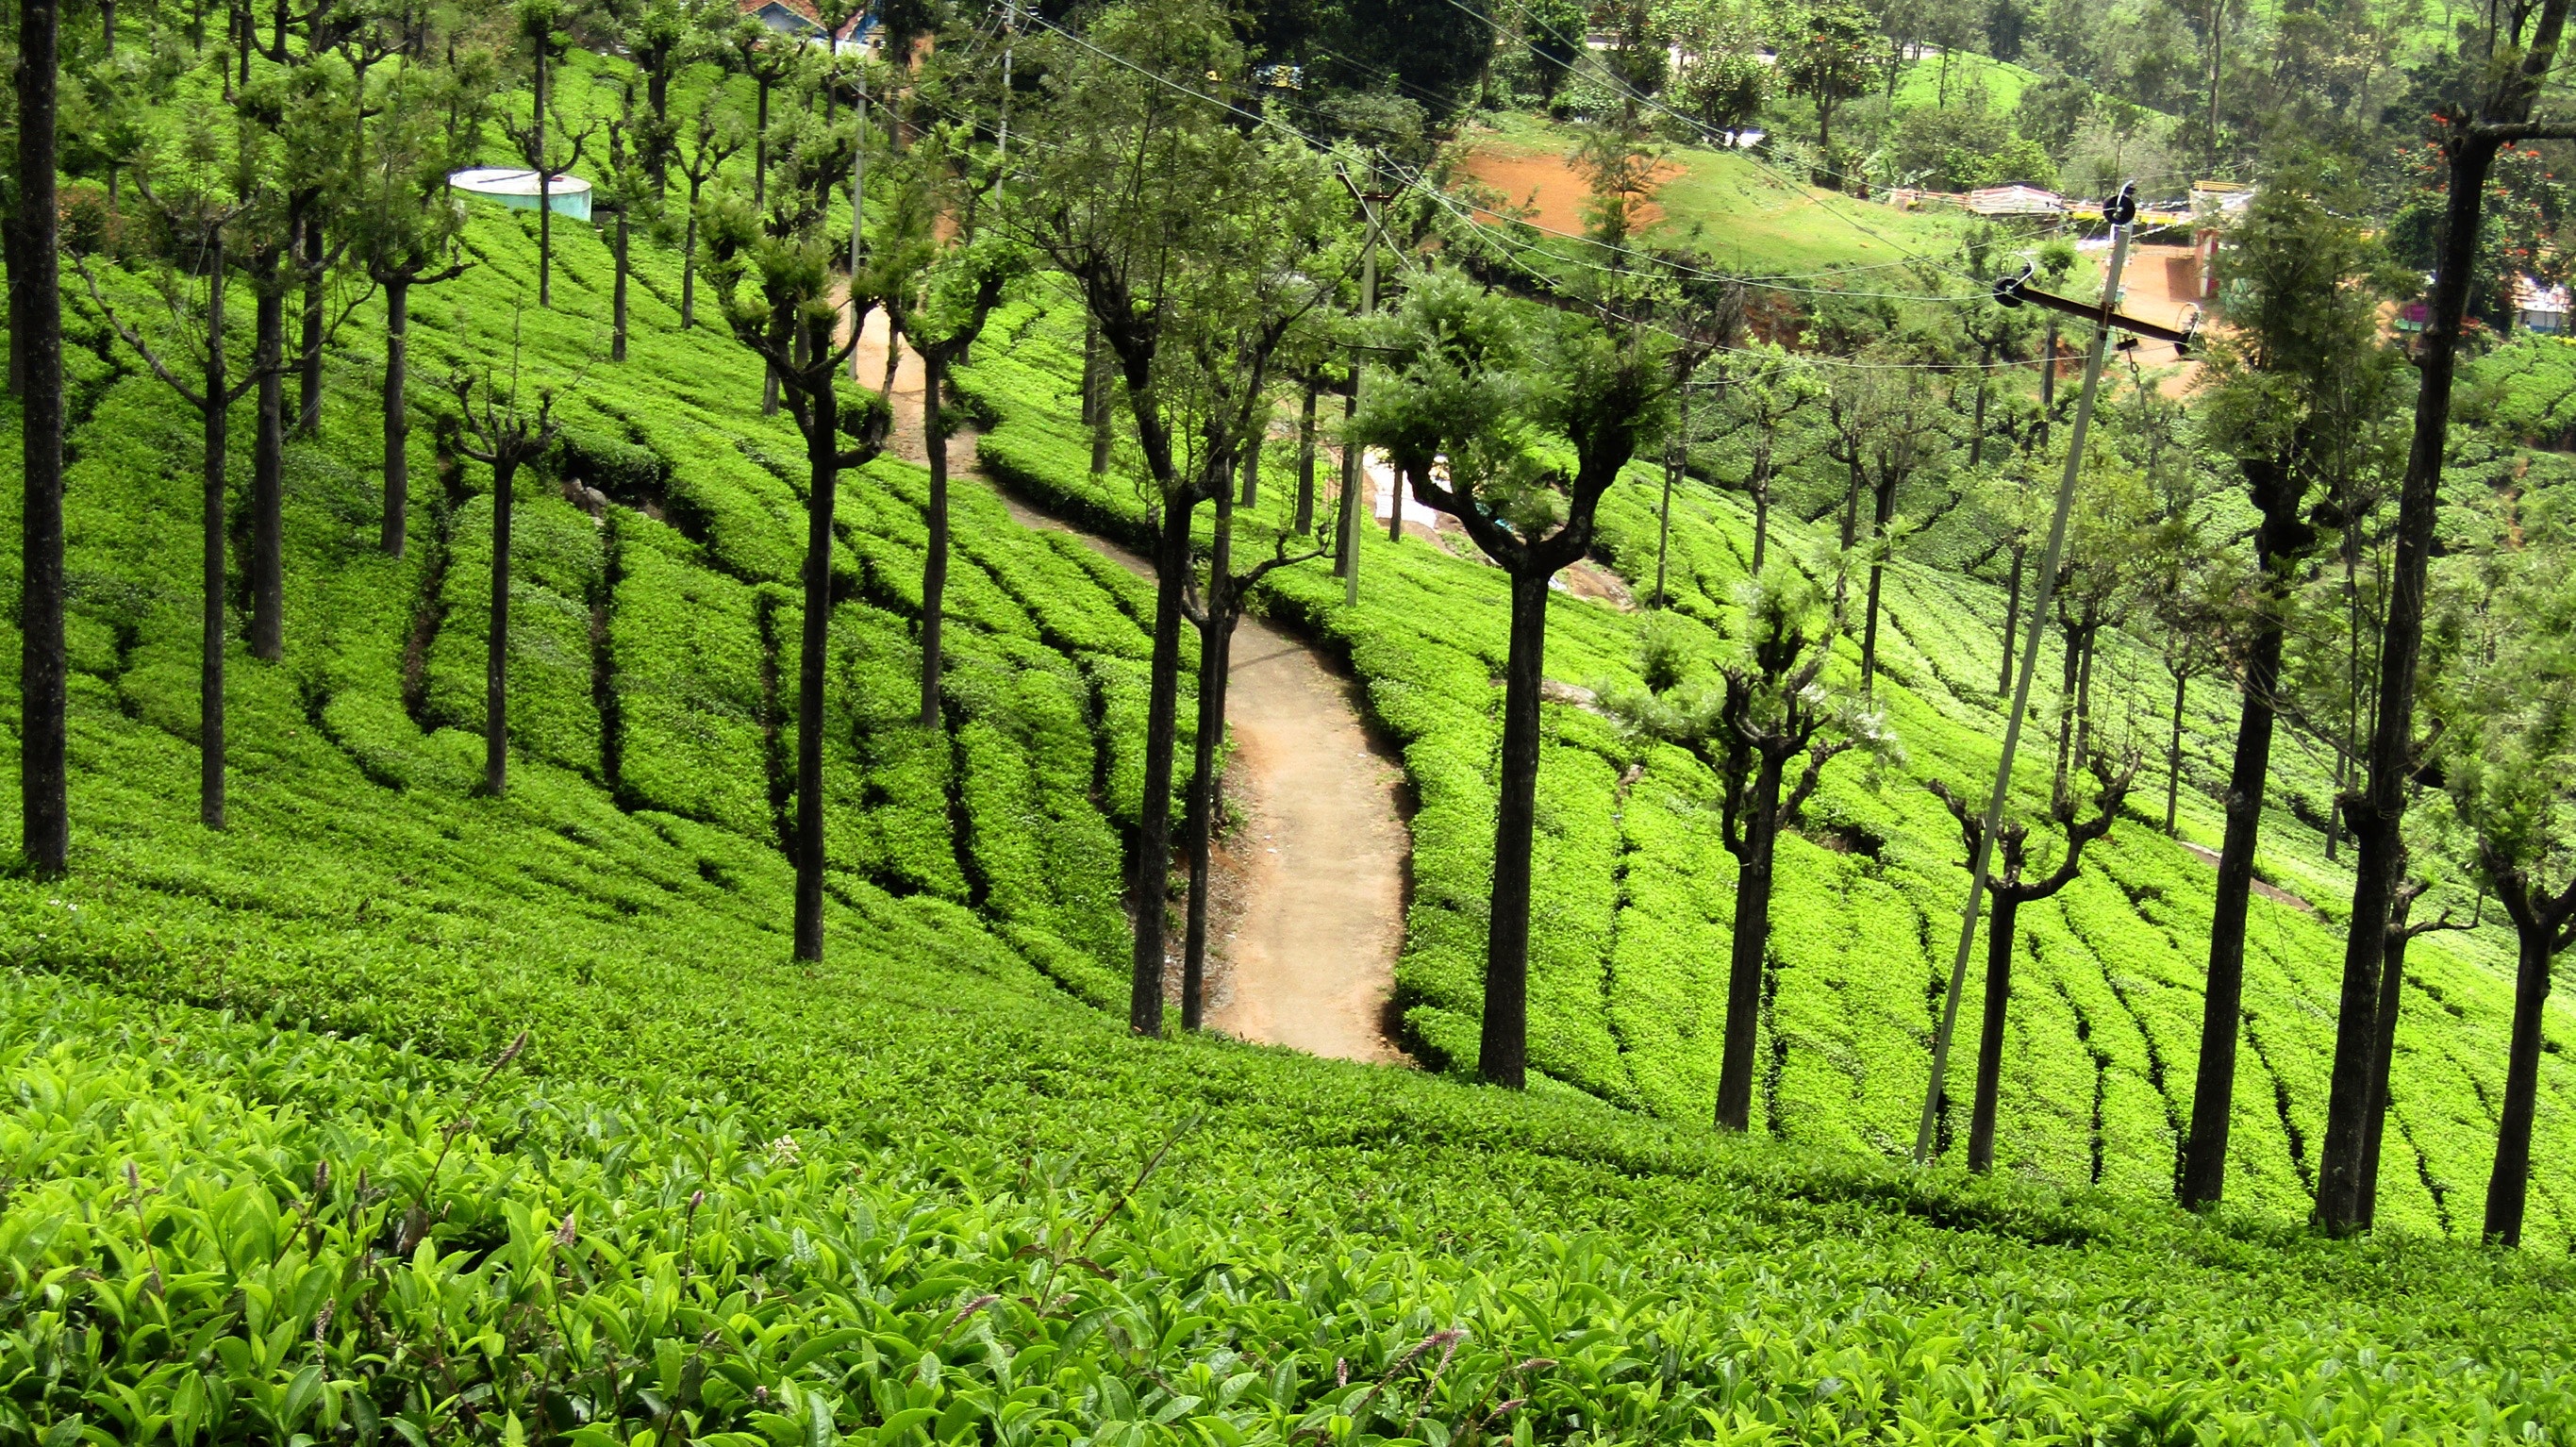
995,0,1016,176
1915,185,2141,1165
849,58,867,379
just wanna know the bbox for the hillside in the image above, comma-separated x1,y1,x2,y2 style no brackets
958,293,2576,1245
10,19,2576,1443
7,206,2576,1438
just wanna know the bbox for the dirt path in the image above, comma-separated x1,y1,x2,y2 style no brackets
851,310,1409,1063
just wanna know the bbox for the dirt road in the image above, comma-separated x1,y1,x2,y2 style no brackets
850,309,1409,1063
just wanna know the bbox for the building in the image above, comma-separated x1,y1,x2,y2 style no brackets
2515,275,2571,334
1964,183,2067,218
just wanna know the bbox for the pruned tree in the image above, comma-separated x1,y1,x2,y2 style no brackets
74,111,277,829
1356,267,1668,1087
504,0,590,308
440,356,563,798
702,88,887,964
875,126,1026,728
2424,538,2576,1247
1606,571,1886,1129
1178,464,1327,1028
1711,341,1819,577
347,50,474,557
1930,749,2138,1171
672,80,747,328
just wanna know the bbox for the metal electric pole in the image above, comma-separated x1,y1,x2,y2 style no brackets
1913,183,2145,1166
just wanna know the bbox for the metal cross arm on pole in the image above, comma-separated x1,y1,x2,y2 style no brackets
1993,265,2202,354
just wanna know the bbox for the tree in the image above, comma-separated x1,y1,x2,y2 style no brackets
597,74,652,362
703,81,887,964
2321,0,2576,1239
441,357,563,798
2355,868,2468,1228
1666,0,1767,141
672,81,747,328
75,109,275,830
725,18,802,206
1930,749,2136,1170
1015,0,1345,1037
506,0,590,308
1772,0,1876,188
16,0,68,874
2427,570,2576,1247
1606,572,1883,1129
1355,268,1668,1087
347,52,474,557
2179,171,2403,1213
877,129,1024,729
1711,343,1818,576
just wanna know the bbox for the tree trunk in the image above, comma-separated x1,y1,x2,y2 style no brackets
2482,916,2555,1246
1481,569,1551,1089
2165,666,2187,834
485,457,514,796
2356,906,2413,1229
202,233,231,830
919,353,947,726
1182,478,1236,1031
1130,492,1196,1036
1752,482,1770,576
611,208,630,362
1969,346,1990,468
252,274,287,662
1079,314,1101,427
1092,359,1119,479
297,212,324,434
2179,607,2285,1209
1968,891,2020,1172
1999,543,2024,695
1858,473,1896,698
1715,752,1785,1130
681,211,699,327
755,79,770,205
764,307,784,415
1293,377,1318,534
382,277,410,556
1654,437,1677,608
793,352,841,964
1240,423,1261,507
17,0,69,875
2318,125,2521,1236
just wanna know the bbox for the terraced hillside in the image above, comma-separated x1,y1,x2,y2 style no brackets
959,293,2576,1247
10,95,2576,1446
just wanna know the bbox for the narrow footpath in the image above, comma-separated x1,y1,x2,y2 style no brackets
852,312,1408,1063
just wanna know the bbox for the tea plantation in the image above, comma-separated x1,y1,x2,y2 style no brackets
9,60,2576,1447
961,293,2576,1248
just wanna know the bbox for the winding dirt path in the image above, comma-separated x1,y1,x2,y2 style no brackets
852,311,1408,1063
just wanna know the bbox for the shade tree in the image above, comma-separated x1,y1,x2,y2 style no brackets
701,80,889,965
1356,267,1669,1088
1604,570,1888,1129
